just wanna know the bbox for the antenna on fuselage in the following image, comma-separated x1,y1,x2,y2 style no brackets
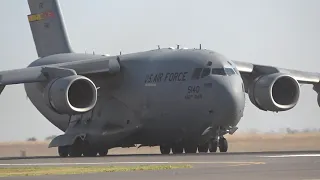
199,44,202,49
177,44,180,49
157,45,160,49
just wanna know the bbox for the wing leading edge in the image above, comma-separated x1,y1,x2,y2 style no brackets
0,57,120,94
233,60,320,84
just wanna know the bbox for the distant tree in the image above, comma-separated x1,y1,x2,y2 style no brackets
27,137,37,141
248,128,259,134
267,130,275,134
286,128,298,134
45,135,57,141
302,128,310,133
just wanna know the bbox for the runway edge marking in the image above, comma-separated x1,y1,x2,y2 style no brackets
259,154,320,158
0,161,266,166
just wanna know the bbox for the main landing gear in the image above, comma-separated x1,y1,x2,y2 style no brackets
160,136,228,154
208,136,228,152
58,138,108,157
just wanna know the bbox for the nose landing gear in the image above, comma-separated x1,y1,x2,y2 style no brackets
218,136,228,152
208,136,228,153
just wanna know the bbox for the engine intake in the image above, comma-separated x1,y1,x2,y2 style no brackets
43,75,97,115
248,73,300,112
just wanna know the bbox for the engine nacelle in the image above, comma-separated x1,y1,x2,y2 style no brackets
248,73,300,112
43,75,98,115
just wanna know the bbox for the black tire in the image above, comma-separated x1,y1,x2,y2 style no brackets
58,146,69,157
98,149,108,156
82,141,97,157
172,145,184,154
219,137,228,152
69,148,82,157
160,145,171,154
184,145,197,153
198,142,209,153
83,149,97,157
68,138,84,157
209,140,217,152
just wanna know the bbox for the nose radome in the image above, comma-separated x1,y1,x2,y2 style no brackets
226,77,245,125
214,76,245,127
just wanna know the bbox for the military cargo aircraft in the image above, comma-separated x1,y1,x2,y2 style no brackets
0,0,319,157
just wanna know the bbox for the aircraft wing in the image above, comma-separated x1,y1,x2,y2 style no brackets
233,60,320,88
233,60,320,111
0,57,120,94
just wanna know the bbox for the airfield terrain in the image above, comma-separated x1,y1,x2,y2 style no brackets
1,132,320,179
1,132,319,157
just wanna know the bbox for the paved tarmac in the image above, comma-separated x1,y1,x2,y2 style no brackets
1,151,320,180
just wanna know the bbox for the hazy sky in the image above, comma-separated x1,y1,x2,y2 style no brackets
0,0,319,141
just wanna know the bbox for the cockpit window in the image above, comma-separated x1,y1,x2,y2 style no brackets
191,68,202,79
211,68,226,75
227,61,239,75
224,68,236,76
201,68,211,78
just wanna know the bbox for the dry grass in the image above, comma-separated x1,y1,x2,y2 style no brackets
0,132,320,157
225,132,320,152
0,164,192,177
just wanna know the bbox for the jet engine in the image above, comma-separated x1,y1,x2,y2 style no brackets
43,75,98,115
248,73,300,112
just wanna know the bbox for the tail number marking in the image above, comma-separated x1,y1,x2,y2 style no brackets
185,86,202,100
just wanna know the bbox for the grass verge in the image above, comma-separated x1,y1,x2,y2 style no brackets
0,164,192,177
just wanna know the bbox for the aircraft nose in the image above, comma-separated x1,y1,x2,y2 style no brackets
213,77,245,127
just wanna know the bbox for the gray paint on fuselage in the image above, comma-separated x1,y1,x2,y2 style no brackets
24,48,245,145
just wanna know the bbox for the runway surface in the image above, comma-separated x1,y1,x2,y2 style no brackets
1,151,320,180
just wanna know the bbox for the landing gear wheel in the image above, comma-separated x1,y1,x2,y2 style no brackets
83,149,97,157
198,143,209,153
82,141,97,157
69,147,82,157
219,137,228,152
58,146,69,157
160,145,171,154
98,149,108,156
68,138,84,157
209,140,217,153
172,144,184,154
184,145,197,153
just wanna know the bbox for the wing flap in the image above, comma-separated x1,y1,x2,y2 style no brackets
0,66,47,85
57,57,120,75
0,57,120,87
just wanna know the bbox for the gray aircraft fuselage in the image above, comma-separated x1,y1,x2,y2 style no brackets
3,0,319,157
24,48,245,148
